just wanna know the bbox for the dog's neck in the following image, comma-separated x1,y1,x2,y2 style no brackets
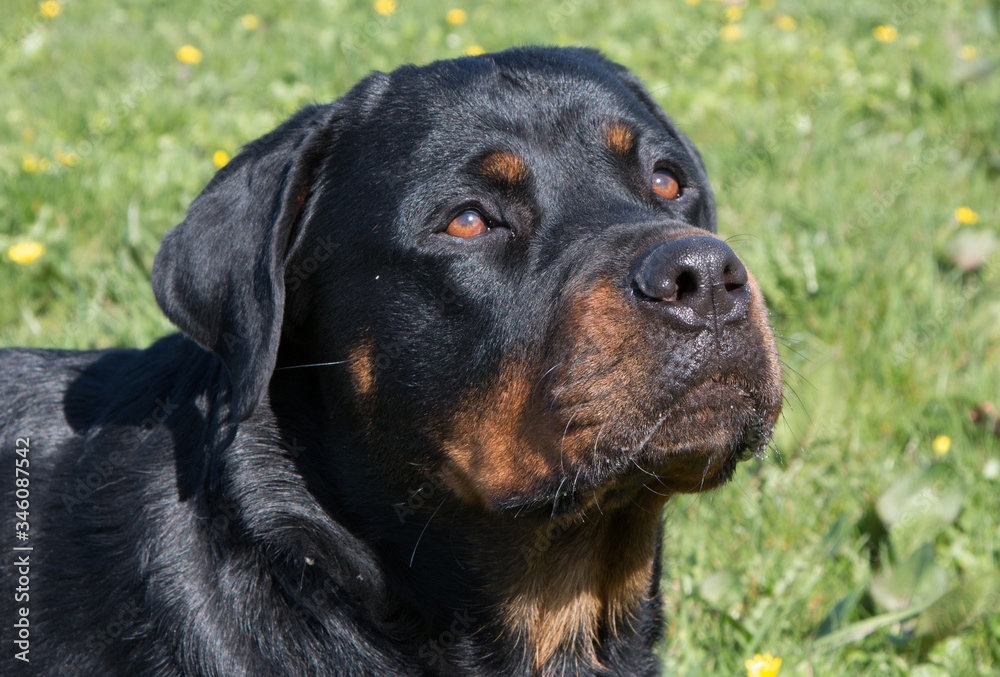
483,495,665,673
266,370,669,674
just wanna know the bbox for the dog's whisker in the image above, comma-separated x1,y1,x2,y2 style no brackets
551,476,568,520
641,483,669,498
275,359,355,370
559,407,582,473
409,496,448,568
630,412,669,456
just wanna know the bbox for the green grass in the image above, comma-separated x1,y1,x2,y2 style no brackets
2,0,999,674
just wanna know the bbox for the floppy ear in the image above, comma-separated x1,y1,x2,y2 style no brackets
152,104,337,422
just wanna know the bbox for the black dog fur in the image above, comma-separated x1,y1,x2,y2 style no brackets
1,47,782,676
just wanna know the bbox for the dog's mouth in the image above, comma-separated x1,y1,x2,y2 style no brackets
435,369,780,513
541,376,778,510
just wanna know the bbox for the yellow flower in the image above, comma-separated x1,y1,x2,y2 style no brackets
8,242,46,265
40,1,61,19
38,158,51,172
240,14,261,30
775,15,797,31
746,652,782,677
22,154,40,173
55,150,79,166
932,435,951,456
683,0,700,4
724,6,742,22
374,0,397,16
958,45,977,60
955,206,979,225
873,25,898,43
465,45,485,56
213,150,230,168
176,45,203,64
721,24,743,42
446,9,467,25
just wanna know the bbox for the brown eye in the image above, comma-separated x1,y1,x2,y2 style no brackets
652,170,681,200
445,210,488,238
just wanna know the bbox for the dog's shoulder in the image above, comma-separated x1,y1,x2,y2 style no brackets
0,347,116,451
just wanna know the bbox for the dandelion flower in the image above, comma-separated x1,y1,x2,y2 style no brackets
721,24,743,42
22,154,40,174
8,242,46,265
55,150,78,166
873,25,898,43
446,9,468,25
932,436,951,456
213,150,230,168
775,15,796,31
746,653,782,677
683,0,700,4
40,1,61,19
724,6,742,22
955,206,979,225
176,45,203,64
465,45,485,56
240,14,261,30
958,45,977,60
374,0,397,16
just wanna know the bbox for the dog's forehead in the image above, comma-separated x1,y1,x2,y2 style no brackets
357,49,666,148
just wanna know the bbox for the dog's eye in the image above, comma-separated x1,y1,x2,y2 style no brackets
652,170,681,200
445,210,489,238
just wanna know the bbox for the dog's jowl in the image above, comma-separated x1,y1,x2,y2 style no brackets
0,47,781,676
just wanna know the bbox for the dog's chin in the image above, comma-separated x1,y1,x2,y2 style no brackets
628,379,776,493
633,424,766,493
559,382,777,512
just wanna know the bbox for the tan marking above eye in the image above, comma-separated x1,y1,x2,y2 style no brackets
604,122,636,155
445,210,489,238
652,169,680,200
480,152,529,184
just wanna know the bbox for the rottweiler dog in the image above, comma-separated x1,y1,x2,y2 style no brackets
0,47,782,676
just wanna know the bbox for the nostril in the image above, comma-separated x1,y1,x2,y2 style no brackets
722,260,748,293
675,270,698,302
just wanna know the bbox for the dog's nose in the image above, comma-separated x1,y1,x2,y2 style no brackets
630,236,750,326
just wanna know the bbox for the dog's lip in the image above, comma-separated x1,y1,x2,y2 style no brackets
616,378,775,480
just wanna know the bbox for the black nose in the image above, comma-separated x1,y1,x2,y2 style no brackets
630,236,750,326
